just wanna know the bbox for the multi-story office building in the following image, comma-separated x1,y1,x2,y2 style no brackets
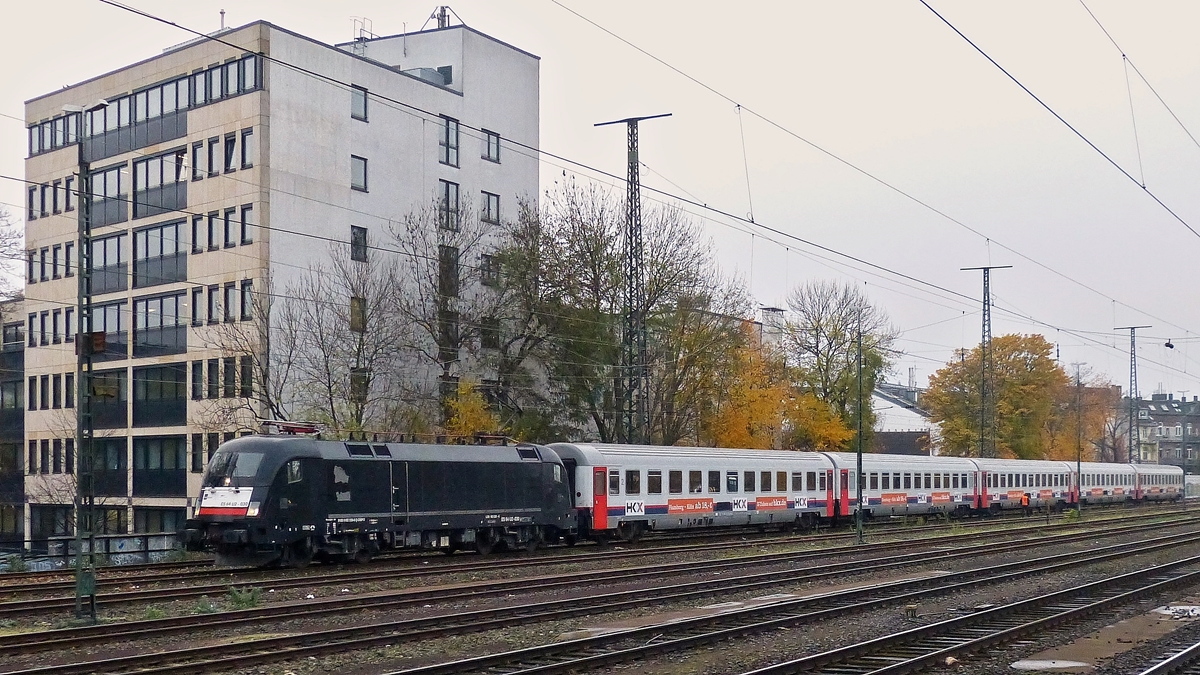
20,20,539,551
0,298,24,552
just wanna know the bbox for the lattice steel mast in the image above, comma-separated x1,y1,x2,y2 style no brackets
1116,325,1151,463
595,113,670,445
962,266,1010,458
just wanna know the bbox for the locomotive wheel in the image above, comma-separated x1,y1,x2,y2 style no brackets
564,534,577,547
354,547,373,564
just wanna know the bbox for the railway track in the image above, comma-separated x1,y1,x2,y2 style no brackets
383,534,1200,675
0,504,1183,604
1136,639,1200,675
0,509,1191,619
5,516,1198,674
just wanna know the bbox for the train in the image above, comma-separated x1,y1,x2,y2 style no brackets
183,436,1184,566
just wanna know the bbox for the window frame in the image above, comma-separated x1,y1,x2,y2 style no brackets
350,155,368,192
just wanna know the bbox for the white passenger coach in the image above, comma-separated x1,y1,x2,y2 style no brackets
549,443,1183,542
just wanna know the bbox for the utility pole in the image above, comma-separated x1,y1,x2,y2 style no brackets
1116,325,1151,464
961,266,1011,458
595,113,671,445
1074,364,1083,519
65,101,105,623
856,308,864,544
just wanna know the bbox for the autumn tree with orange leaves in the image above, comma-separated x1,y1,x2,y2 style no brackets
924,334,1111,460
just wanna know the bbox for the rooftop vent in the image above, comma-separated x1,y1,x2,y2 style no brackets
401,67,451,86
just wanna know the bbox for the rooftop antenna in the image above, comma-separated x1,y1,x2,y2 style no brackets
220,9,225,30
422,6,465,31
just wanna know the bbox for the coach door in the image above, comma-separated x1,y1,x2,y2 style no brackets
839,469,850,516
391,461,408,526
979,471,987,509
592,468,608,532
826,469,835,517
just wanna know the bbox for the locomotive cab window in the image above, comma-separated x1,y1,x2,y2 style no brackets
648,470,662,494
609,470,620,495
689,470,703,493
372,444,391,457
517,446,540,460
287,459,301,484
553,464,563,483
727,471,739,493
708,470,720,493
346,443,372,457
626,470,641,495
669,470,683,494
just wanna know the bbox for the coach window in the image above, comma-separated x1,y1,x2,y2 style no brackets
287,460,301,484
760,471,772,492
806,471,816,491
744,471,755,493
689,470,703,493
925,473,933,489
609,470,620,496
951,474,959,489
776,471,787,493
648,470,662,494
668,470,683,494
625,470,641,495
881,473,890,490
900,473,909,489
866,473,875,490
707,470,720,493
819,472,828,492
933,474,941,489
727,471,739,493
794,472,805,491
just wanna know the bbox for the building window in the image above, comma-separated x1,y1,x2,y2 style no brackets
351,86,368,121
51,310,61,344
481,317,500,349
239,356,253,398
350,225,368,262
135,507,186,534
224,133,237,173
439,180,460,231
131,148,187,218
191,288,203,326
52,439,62,473
207,137,219,176
27,251,35,284
351,155,368,191
190,215,203,254
206,358,219,399
52,179,62,213
240,128,254,168
223,357,236,398
191,142,203,180
439,116,459,167
65,309,74,343
0,380,22,411
39,375,49,410
40,184,49,217
439,245,460,299
27,186,36,221
133,220,185,288
65,242,74,277
482,129,500,162
133,437,187,496
191,361,203,400
240,204,254,244
207,285,218,324
27,440,36,474
481,253,500,287
65,176,74,211
52,374,61,408
39,312,48,346
224,283,236,322
224,208,236,247
39,248,47,282
133,293,186,357
240,280,253,321
132,364,187,427
207,212,218,251
482,191,500,224
52,245,61,279
92,233,128,295
40,439,49,474
350,296,367,333
66,373,74,408
191,433,204,471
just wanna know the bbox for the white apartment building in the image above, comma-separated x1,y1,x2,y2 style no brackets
19,20,539,552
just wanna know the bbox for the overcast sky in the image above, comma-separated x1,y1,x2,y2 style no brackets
4,1,1200,397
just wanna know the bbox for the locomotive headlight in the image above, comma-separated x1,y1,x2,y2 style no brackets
245,501,261,518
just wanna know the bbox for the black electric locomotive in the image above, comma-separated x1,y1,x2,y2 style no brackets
184,436,577,567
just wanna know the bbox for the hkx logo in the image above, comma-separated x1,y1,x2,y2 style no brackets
731,498,748,512
624,500,645,516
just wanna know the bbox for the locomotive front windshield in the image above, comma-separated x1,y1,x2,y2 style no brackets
202,450,265,488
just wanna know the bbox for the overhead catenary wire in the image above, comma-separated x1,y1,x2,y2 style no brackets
548,0,1200,343
10,0,1193,392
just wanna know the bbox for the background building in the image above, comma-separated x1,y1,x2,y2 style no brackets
20,19,538,552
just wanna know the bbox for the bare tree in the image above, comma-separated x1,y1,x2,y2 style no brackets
0,208,22,306
390,201,501,422
783,280,897,447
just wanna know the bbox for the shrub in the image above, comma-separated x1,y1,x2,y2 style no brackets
227,586,262,609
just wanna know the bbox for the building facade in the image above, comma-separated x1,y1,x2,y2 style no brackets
1129,393,1200,472
0,298,24,553
20,21,539,551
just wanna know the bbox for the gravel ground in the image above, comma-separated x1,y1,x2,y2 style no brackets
192,527,1200,675
1094,616,1200,674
